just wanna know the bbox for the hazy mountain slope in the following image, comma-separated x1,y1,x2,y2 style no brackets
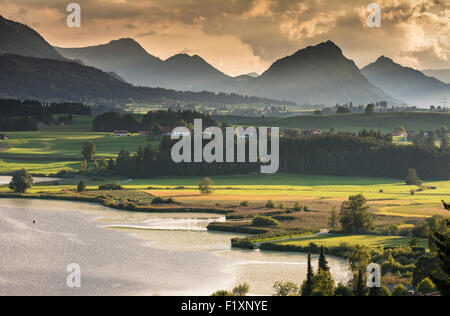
0,15,64,61
0,54,290,106
55,38,161,86
422,69,450,84
56,39,236,91
362,57,450,107
240,41,397,106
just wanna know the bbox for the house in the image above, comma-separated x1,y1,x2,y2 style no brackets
114,130,129,137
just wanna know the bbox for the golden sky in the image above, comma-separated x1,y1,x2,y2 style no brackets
1,0,449,76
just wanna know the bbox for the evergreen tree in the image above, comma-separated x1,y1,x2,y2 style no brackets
429,220,450,296
318,247,330,272
354,269,367,296
301,254,315,296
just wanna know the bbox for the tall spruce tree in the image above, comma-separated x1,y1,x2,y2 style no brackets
318,247,330,272
355,269,367,296
430,220,450,296
301,254,315,296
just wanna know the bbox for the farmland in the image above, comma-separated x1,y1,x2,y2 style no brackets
218,112,450,133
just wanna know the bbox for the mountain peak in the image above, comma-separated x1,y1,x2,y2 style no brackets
375,55,394,64
108,38,141,48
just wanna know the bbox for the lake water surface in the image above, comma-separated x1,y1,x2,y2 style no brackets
0,198,351,296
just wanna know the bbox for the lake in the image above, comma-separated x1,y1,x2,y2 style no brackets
0,198,351,296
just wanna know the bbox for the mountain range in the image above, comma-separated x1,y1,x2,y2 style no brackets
0,16,289,106
1,15,449,107
362,56,450,107
239,41,398,106
55,39,237,92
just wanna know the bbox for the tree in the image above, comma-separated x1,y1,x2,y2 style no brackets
339,194,374,233
301,254,315,296
328,207,339,230
354,269,367,296
391,284,408,296
81,142,96,161
311,270,335,296
77,180,86,192
265,200,275,208
429,220,450,296
232,283,250,296
318,247,330,272
273,281,300,296
365,104,375,116
417,278,436,295
369,285,391,296
80,160,88,173
211,290,233,296
405,168,421,186
334,283,354,296
9,169,33,193
441,134,450,152
348,245,371,275
394,125,406,134
199,177,214,195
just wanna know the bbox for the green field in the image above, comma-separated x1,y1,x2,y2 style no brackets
220,112,450,133
274,234,429,249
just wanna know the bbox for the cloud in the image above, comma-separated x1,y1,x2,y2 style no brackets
0,0,449,73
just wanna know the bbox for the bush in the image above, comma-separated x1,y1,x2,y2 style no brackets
240,201,250,207
98,183,123,190
151,196,176,205
293,202,303,212
391,284,408,296
265,200,275,208
252,216,280,227
278,203,286,210
211,290,233,297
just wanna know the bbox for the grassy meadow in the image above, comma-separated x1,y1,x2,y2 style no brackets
273,234,429,249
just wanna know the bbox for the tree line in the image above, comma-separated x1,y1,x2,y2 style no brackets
84,130,450,180
0,99,91,131
92,109,220,132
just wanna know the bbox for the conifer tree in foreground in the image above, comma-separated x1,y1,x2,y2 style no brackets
354,269,367,296
301,254,315,296
318,247,330,272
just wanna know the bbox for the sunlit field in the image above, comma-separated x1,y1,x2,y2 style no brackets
6,174,448,219
273,234,429,249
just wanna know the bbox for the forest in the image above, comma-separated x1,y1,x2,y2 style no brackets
88,131,450,180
